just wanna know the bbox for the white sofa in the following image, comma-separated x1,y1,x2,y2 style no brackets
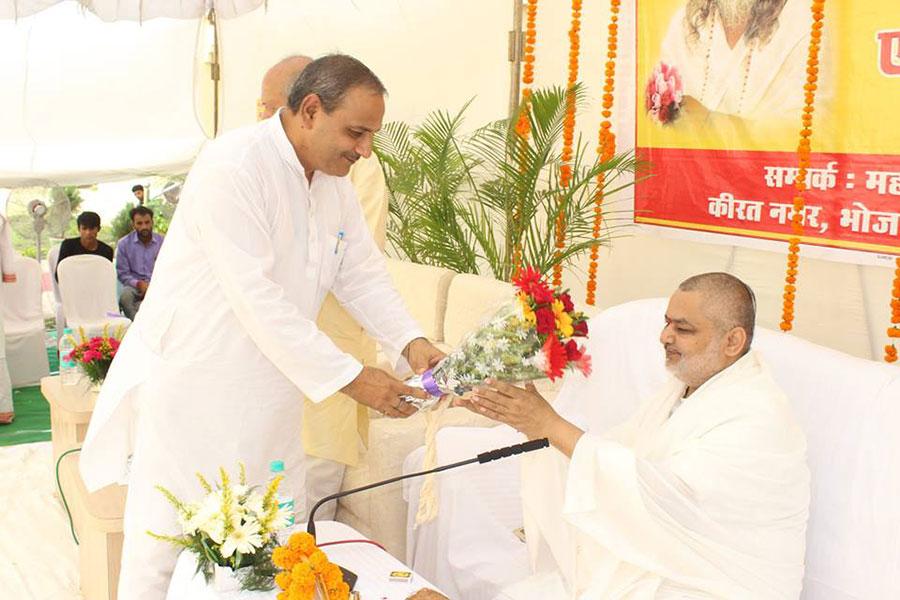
404,297,900,599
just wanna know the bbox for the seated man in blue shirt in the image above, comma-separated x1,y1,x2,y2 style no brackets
116,206,164,320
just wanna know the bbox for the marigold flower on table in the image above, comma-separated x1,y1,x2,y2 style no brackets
403,265,592,410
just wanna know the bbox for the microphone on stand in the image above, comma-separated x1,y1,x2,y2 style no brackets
306,437,550,538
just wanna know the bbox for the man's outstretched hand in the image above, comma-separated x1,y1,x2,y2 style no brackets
341,366,429,418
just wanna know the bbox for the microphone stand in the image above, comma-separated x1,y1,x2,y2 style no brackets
307,437,550,538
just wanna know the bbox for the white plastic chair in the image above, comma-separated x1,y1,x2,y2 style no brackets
0,255,50,386
56,254,131,339
47,243,66,342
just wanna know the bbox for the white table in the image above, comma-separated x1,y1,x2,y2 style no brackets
166,521,443,600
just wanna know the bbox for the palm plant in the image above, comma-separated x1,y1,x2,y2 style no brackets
374,85,637,281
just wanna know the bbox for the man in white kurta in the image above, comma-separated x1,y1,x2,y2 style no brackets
459,273,810,599
80,54,441,600
260,54,392,518
659,0,832,130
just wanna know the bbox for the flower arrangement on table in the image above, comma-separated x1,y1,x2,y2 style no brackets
64,325,124,384
149,463,292,592
272,532,350,600
404,265,592,411
645,62,684,125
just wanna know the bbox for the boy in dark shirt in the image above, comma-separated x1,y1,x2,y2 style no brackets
55,211,114,280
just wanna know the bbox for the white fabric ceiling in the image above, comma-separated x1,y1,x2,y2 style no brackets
0,0,263,21
0,0,263,187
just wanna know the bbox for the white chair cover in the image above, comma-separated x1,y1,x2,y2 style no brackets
0,255,49,386
406,298,900,599
56,254,130,338
47,243,65,342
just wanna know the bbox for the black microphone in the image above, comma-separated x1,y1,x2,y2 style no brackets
306,437,550,538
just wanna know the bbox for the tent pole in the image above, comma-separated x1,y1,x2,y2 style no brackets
508,0,524,120
207,6,221,138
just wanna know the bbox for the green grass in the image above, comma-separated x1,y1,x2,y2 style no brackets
0,336,57,446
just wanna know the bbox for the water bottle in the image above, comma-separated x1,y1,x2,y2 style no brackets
58,328,79,387
269,460,295,527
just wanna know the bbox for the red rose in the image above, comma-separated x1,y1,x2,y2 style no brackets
564,339,582,361
534,307,556,335
559,292,574,313
572,319,588,337
531,284,555,305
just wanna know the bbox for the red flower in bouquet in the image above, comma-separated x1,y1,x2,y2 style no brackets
541,335,567,381
564,339,582,361
572,319,588,337
512,266,554,304
66,330,122,385
534,307,556,335
559,292,575,313
645,62,683,125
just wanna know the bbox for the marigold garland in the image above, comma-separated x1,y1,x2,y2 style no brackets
552,0,582,288
273,532,349,600
885,256,900,363
780,0,825,332
512,0,539,278
585,0,621,306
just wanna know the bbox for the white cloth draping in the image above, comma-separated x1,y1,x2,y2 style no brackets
80,112,423,599
0,255,49,386
0,213,15,414
0,0,263,22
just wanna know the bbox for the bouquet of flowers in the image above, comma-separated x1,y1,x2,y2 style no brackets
149,463,293,592
272,532,350,600
64,325,123,384
645,61,683,125
404,266,591,410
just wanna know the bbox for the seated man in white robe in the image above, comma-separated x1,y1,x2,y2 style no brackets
447,272,811,599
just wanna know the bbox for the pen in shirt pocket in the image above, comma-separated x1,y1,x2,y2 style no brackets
334,229,345,254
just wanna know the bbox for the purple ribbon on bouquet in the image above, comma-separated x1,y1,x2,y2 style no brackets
421,369,442,397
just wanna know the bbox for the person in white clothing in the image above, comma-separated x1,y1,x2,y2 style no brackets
0,212,17,424
452,273,810,599
79,54,443,600
260,54,393,520
658,0,832,131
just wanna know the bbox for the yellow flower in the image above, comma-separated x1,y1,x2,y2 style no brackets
276,591,289,600
553,300,574,337
275,571,292,591
287,532,316,555
518,292,536,325
272,546,295,570
307,548,328,571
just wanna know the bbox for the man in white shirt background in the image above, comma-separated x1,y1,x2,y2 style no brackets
81,54,443,600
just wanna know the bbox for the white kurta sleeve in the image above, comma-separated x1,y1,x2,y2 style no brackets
185,166,363,403
330,179,424,371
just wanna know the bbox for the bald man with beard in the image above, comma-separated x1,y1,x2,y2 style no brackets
259,55,391,519
449,273,810,599
659,0,831,130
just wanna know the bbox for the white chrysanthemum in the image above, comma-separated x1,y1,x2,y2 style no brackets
490,358,504,373
494,338,510,351
526,352,547,372
268,507,293,532
183,491,222,536
244,492,265,517
220,519,263,558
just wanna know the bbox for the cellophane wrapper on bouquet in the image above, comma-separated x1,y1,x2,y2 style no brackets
404,266,592,411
